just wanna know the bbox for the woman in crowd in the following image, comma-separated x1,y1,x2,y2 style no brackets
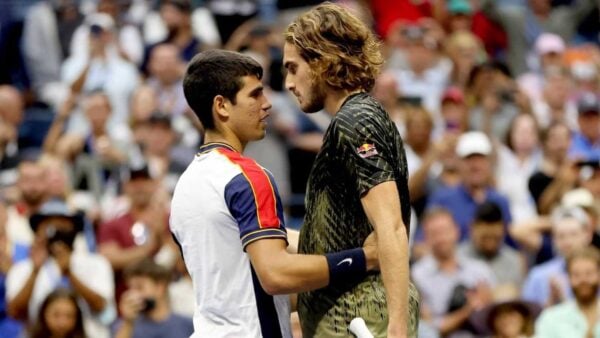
28,289,86,338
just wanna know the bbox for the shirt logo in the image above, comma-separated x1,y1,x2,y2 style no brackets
356,143,378,158
337,258,353,266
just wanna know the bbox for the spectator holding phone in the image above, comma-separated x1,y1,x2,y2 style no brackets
5,199,114,338
114,259,193,338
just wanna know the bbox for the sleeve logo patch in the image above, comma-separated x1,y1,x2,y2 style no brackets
356,143,379,158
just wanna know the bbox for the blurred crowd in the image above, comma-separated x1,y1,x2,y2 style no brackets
0,0,599,337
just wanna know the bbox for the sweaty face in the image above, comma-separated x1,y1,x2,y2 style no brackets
226,76,272,144
569,258,599,304
283,42,327,113
45,298,78,337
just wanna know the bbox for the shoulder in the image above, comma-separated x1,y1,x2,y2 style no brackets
336,94,386,125
538,302,575,322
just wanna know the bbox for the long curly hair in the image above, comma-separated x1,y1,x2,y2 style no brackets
284,2,384,92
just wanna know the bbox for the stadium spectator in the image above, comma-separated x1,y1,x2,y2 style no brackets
427,131,512,241
27,288,86,338
535,246,600,337
412,208,495,337
6,199,114,338
114,259,193,338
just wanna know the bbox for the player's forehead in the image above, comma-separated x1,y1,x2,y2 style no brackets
283,42,302,67
238,75,263,94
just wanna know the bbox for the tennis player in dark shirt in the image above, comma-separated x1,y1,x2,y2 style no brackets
283,3,419,338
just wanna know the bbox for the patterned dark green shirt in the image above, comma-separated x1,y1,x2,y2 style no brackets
298,93,413,337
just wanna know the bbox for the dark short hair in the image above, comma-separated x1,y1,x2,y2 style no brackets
161,0,191,13
124,259,171,283
183,50,263,130
473,201,503,225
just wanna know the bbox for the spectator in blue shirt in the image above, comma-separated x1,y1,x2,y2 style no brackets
569,92,600,162
427,131,512,241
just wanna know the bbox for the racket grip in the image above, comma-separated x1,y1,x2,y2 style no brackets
349,317,374,338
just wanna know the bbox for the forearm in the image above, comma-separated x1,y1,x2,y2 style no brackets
260,253,329,295
509,218,549,252
378,224,409,335
43,118,68,154
99,244,153,270
114,320,135,338
408,156,434,201
438,306,472,335
538,180,570,214
7,270,38,319
68,272,107,312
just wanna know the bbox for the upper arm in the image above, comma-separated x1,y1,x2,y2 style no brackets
360,181,404,234
245,238,289,279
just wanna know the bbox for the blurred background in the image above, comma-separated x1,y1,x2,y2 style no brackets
0,0,599,337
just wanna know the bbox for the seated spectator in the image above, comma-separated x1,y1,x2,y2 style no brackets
466,61,524,140
535,247,600,337
459,202,525,292
6,199,115,338
522,207,593,307
412,208,495,337
471,297,541,338
98,166,172,303
496,114,542,222
27,288,86,338
146,44,187,118
114,259,193,338
22,0,83,108
5,160,49,247
44,92,130,200
0,85,24,188
61,13,139,129
480,0,597,76
427,131,512,241
569,92,600,161
0,202,28,338
528,122,573,215
142,0,202,72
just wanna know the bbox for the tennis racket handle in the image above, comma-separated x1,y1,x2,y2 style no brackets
349,317,374,338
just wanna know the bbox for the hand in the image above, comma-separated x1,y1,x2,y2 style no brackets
548,276,565,306
94,135,112,159
467,282,493,311
557,160,579,186
362,231,378,271
30,237,48,272
119,290,144,322
49,241,72,275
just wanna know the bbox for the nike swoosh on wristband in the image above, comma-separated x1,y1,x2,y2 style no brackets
337,258,353,266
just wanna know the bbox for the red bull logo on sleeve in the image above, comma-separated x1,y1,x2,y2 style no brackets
356,143,378,158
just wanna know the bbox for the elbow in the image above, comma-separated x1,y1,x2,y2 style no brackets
258,270,289,296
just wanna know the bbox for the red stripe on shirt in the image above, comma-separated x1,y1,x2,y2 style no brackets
217,148,279,228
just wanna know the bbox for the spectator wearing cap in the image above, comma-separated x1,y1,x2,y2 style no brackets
569,92,600,162
70,0,145,65
535,247,600,337
97,166,171,305
480,0,597,76
22,0,84,108
496,114,542,222
439,86,468,137
458,202,525,292
61,12,140,130
435,0,507,58
522,207,593,308
5,199,114,338
517,33,567,102
426,131,512,242
412,207,496,337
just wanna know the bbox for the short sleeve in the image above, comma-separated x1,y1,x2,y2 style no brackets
224,171,287,251
334,114,396,197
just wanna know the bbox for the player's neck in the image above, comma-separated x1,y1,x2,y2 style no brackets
324,88,364,115
203,129,244,153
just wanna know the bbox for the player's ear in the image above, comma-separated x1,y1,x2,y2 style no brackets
213,95,230,120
